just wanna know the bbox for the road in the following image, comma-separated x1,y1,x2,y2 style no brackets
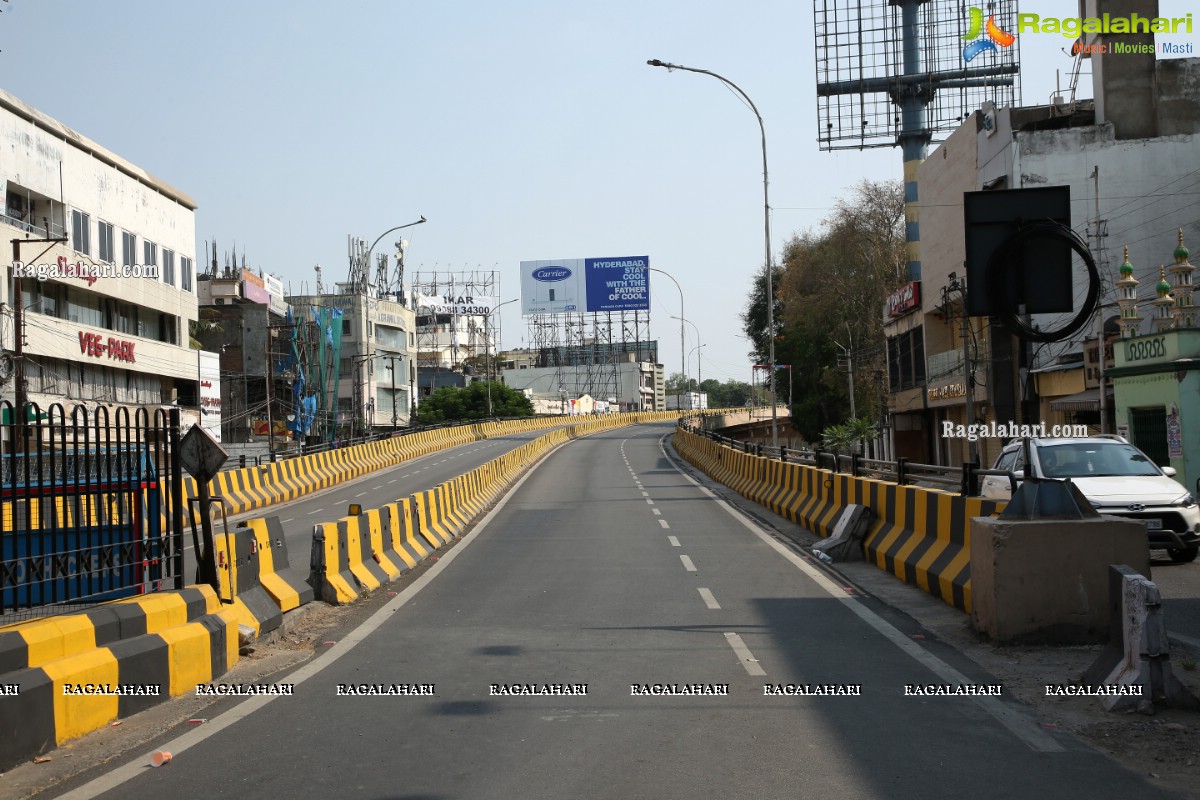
39,423,1181,800
179,427,555,581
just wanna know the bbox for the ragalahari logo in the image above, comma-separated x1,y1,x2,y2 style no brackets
962,7,1016,61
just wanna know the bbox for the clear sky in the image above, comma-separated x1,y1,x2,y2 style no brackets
1,0,1191,385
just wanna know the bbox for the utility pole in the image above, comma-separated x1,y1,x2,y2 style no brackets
942,274,976,468
11,220,68,442
1092,165,1109,433
265,325,276,461
835,329,856,419
388,356,398,430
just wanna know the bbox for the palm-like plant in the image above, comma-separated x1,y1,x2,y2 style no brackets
848,416,878,455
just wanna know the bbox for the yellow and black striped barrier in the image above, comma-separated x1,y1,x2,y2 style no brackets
0,584,240,768
672,427,1005,614
237,517,316,614
212,527,283,639
307,412,687,605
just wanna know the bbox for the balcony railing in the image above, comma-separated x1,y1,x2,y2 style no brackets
2,211,67,239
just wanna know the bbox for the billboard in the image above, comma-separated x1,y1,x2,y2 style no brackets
264,273,289,317
242,268,269,305
198,350,222,442
520,256,649,316
412,292,499,316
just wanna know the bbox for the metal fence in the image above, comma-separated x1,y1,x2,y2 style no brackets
677,414,983,495
1,402,185,621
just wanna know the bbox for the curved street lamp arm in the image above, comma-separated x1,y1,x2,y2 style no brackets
367,216,427,257
647,58,776,445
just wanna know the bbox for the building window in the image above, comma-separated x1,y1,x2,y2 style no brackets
180,256,193,291
342,318,351,336
887,326,926,392
71,210,90,255
143,241,157,276
122,231,137,267
97,221,114,263
162,249,175,286
158,313,178,344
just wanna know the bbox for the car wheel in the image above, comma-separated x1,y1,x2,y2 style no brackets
1167,545,1200,564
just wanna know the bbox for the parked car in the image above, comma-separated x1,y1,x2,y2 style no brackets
980,435,1200,563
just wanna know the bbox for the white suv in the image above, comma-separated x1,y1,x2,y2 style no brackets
980,436,1200,563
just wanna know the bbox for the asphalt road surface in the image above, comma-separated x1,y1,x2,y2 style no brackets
178,427,554,582
44,423,1184,799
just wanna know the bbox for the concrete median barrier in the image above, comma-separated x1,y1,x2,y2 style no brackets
0,585,240,769
213,528,284,638
672,426,1005,614
237,517,316,613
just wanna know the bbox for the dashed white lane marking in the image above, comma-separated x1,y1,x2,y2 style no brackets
652,509,662,516
641,491,649,497
667,536,680,547
388,479,398,484
307,509,321,515
645,498,654,506
679,555,697,572
281,518,294,523
656,433,1062,754
658,519,670,529
698,588,721,609
724,632,766,676
355,491,367,497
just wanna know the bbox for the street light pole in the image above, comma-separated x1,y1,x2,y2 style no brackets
648,267,684,411
648,59,776,447
486,298,521,417
674,314,701,381
363,216,426,295
688,343,707,408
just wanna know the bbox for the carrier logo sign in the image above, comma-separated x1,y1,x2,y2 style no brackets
962,7,1015,62
532,267,572,282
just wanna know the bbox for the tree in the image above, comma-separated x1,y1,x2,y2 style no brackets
820,422,858,455
665,372,698,396
414,381,533,424
189,307,225,350
742,178,906,443
699,379,753,408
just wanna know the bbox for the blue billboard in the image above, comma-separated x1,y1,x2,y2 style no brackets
584,257,650,312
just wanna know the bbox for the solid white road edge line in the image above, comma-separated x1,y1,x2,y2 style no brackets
657,433,1063,754
53,435,559,800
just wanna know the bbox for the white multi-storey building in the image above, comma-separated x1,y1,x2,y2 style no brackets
0,88,199,420
286,286,416,433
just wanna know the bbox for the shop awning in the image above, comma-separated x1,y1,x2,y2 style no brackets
1049,388,1102,413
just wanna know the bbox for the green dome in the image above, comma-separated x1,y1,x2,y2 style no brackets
1176,228,1191,262
1120,246,1134,276
1158,266,1172,295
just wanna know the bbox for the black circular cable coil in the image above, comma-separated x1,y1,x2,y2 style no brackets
985,219,1101,343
